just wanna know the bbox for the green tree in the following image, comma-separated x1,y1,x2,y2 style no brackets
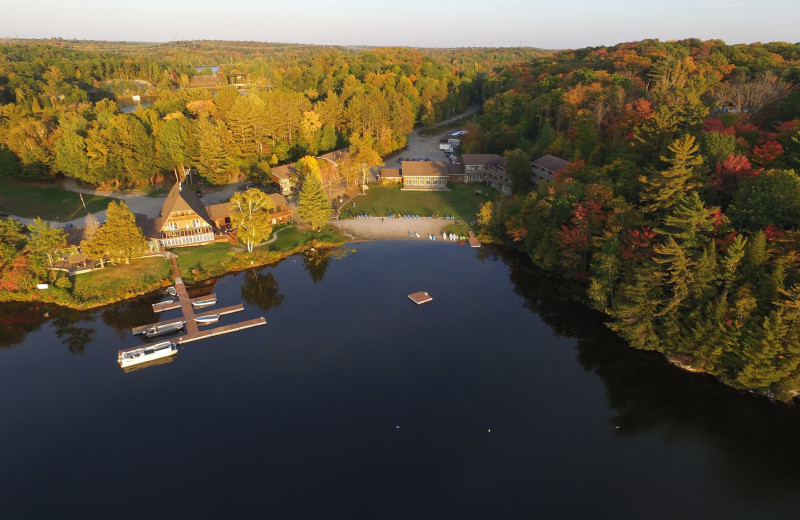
728,169,800,230
0,218,26,272
26,217,66,280
639,134,703,214
297,171,332,231
505,148,532,195
84,201,147,265
156,117,190,182
230,188,276,253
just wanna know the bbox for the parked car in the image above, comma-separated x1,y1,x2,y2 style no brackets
61,223,74,228
195,190,203,198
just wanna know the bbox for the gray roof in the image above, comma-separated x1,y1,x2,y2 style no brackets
532,154,570,173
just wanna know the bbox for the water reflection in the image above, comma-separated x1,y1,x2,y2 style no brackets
240,270,284,311
498,244,800,491
101,298,159,338
0,303,50,349
301,247,352,284
52,310,95,354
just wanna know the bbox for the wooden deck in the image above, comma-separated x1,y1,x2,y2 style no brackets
467,230,481,248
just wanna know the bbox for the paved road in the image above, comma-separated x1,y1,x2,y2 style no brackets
383,104,479,169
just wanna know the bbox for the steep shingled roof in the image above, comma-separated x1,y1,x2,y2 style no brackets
154,182,213,232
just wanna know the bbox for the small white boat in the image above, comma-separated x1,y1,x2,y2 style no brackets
442,231,447,239
195,313,220,324
191,296,217,308
167,286,177,297
118,341,177,368
415,232,420,238
143,321,184,338
157,298,173,305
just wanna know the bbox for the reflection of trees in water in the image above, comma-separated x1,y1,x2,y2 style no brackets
241,270,284,311
101,298,160,339
500,243,800,485
0,303,50,350
52,310,96,354
301,247,352,284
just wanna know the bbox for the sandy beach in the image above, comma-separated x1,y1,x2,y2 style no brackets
335,216,462,241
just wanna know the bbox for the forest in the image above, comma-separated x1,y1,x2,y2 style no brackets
6,37,800,401
466,38,800,402
0,39,545,186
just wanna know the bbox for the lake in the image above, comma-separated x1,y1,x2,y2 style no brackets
3,241,800,519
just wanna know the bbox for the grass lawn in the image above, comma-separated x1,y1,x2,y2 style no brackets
72,257,171,301
268,225,346,253
176,243,233,273
0,178,115,220
339,183,496,219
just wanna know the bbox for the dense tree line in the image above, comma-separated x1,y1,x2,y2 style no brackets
470,39,800,401
0,41,544,185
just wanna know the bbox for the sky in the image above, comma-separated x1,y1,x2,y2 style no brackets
2,0,799,49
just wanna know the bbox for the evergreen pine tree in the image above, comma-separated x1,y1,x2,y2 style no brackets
297,171,332,231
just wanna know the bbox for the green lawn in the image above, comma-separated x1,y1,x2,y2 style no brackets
340,183,496,219
176,243,233,273
72,257,171,302
268,225,346,252
0,178,115,220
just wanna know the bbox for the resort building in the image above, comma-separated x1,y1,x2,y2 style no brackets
531,154,570,184
461,154,505,183
400,161,450,190
152,182,217,248
271,147,350,196
379,168,402,184
206,193,293,227
147,182,293,249
270,163,300,196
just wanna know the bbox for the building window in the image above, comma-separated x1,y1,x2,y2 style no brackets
193,219,202,228
168,222,177,231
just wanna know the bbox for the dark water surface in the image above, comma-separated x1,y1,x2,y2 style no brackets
3,241,800,519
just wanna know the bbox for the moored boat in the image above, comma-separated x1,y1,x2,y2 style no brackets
167,286,177,296
118,341,177,368
143,321,184,338
195,313,220,324
191,296,217,308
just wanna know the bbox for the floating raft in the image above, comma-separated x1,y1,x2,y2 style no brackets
408,291,433,305
467,231,481,248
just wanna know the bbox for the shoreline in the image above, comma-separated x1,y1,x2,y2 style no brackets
0,216,472,311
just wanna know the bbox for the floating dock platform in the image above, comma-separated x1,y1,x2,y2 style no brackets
467,231,481,248
408,291,433,305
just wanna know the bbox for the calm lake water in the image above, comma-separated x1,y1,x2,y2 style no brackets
3,241,800,519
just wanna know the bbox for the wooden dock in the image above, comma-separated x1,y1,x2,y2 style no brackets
152,294,217,313
468,230,481,248
174,317,267,345
132,304,245,335
128,257,265,348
